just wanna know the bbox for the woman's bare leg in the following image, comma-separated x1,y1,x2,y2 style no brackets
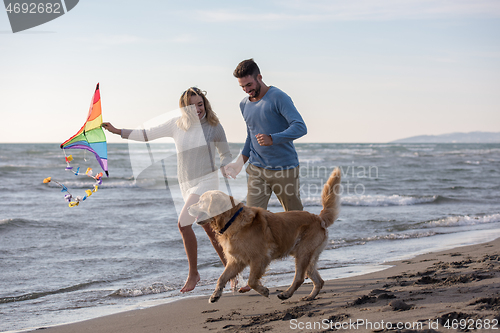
202,224,226,264
178,194,201,293
202,224,238,290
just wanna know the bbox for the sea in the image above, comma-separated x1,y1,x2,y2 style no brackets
1,142,500,332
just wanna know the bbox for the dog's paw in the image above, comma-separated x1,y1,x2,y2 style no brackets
300,295,315,301
256,287,269,298
209,291,222,303
277,292,291,300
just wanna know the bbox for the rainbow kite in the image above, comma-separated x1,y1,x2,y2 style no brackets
43,83,108,207
61,83,109,176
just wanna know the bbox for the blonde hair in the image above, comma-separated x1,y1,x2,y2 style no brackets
177,87,219,131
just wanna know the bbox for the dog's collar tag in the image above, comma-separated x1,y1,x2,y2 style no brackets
219,207,243,235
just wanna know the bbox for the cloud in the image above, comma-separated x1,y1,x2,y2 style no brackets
196,0,500,23
77,34,143,46
170,33,197,44
97,34,142,45
198,10,322,23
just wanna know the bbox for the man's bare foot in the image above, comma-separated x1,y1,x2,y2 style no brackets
238,284,251,293
180,273,200,293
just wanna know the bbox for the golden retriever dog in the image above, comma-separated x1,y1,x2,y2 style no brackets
188,168,341,303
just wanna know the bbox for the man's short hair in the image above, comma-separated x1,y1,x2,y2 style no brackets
233,58,260,79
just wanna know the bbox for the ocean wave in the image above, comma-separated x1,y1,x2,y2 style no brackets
405,147,435,152
330,148,377,156
299,157,326,164
111,282,174,297
327,231,438,249
0,165,40,172
423,214,500,228
268,194,445,207
411,148,500,158
43,178,141,189
341,194,440,206
0,281,103,304
0,218,10,225
0,218,36,228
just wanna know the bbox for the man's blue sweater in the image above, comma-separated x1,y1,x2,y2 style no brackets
240,86,307,170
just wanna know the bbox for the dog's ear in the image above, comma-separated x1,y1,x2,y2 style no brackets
207,192,221,216
211,215,226,233
207,217,218,231
207,193,215,212
207,191,236,217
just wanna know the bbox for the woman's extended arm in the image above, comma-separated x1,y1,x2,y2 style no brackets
102,120,175,141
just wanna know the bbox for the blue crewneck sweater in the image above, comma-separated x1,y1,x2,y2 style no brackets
240,86,307,170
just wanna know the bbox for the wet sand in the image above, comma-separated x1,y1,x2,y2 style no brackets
36,238,500,333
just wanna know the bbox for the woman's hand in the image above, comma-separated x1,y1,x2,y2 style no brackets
223,154,247,179
224,163,241,179
102,122,121,135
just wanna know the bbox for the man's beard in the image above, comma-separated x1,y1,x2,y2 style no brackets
251,81,261,98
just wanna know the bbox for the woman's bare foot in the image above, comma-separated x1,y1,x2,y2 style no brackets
180,273,200,293
238,284,251,293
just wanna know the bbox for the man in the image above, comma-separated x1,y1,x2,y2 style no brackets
225,58,307,212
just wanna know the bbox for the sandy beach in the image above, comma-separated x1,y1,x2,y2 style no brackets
33,238,500,333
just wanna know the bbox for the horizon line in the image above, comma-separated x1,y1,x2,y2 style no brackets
1,141,500,145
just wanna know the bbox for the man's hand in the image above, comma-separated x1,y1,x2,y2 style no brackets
255,134,272,146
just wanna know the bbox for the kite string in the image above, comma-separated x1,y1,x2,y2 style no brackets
44,151,103,207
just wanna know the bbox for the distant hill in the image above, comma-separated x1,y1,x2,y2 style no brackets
392,131,500,143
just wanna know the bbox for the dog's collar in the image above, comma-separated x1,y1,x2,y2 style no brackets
219,207,243,235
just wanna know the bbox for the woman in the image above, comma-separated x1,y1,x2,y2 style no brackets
103,87,232,293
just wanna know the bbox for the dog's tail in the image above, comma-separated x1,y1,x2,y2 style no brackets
319,167,342,228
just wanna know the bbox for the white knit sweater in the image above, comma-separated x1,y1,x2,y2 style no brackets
121,116,232,198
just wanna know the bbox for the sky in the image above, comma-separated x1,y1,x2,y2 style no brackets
1,0,499,143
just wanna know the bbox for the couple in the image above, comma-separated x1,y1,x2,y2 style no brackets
103,59,307,293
